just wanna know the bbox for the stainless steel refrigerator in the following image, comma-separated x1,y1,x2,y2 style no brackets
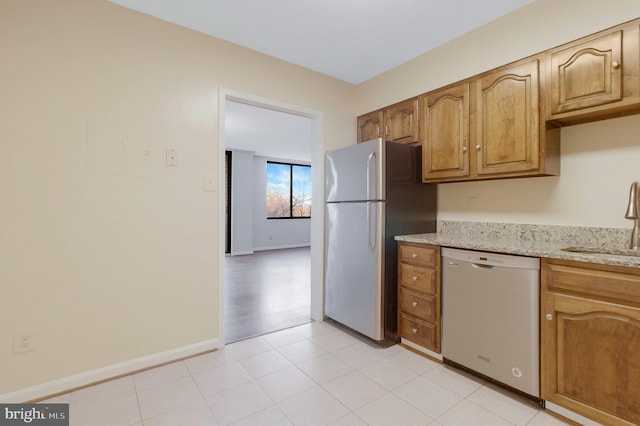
324,138,437,342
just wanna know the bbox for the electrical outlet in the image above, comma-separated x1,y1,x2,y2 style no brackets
468,196,479,210
166,148,179,167
13,329,35,354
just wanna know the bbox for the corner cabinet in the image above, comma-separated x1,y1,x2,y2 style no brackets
541,258,640,426
397,242,441,355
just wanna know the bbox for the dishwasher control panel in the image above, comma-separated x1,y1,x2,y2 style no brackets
442,247,540,269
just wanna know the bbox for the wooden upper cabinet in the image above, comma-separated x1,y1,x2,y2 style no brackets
357,110,383,143
546,21,640,125
358,19,640,181
384,98,419,144
420,58,559,183
420,83,470,181
549,30,623,115
476,58,541,176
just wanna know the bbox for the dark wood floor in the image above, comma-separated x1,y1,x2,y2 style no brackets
224,247,311,343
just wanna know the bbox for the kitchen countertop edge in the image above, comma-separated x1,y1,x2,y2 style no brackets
396,233,640,269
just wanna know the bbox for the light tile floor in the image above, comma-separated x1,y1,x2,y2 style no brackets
43,321,571,426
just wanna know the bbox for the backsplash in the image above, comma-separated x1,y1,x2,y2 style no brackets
437,221,632,249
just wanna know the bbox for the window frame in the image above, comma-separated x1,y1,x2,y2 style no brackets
266,161,312,219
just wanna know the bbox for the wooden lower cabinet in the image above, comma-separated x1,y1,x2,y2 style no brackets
541,258,640,426
397,242,441,354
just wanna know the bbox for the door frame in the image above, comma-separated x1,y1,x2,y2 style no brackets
217,88,325,344
225,150,232,254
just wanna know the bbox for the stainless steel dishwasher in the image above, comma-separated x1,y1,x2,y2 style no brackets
442,247,540,398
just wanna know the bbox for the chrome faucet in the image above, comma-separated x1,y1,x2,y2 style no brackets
625,181,640,250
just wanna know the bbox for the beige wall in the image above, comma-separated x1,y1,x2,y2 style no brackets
357,0,640,228
0,0,355,396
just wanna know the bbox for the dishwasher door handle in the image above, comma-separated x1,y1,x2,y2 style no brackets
471,262,496,270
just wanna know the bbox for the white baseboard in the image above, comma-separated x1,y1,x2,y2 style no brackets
545,402,604,426
230,250,254,256
254,244,310,251
0,338,221,403
401,339,443,361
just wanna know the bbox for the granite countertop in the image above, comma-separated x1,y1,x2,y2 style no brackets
395,221,640,269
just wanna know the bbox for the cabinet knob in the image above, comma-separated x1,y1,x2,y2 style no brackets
411,253,418,259
412,301,418,307
412,328,418,334
476,144,481,151
462,146,468,153
545,313,553,321
613,60,621,69
412,276,418,281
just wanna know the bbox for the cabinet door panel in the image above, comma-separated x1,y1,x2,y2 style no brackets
357,110,383,143
421,83,470,180
384,99,418,144
476,59,540,175
544,293,640,425
550,30,622,114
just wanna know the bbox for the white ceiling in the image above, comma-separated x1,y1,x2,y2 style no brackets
109,0,533,160
109,0,532,85
225,100,313,161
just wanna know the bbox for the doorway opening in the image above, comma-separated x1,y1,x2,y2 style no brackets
219,90,323,344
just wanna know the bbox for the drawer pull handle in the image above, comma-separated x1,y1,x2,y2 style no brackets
411,253,418,259
412,276,418,281
412,328,418,334
412,301,418,307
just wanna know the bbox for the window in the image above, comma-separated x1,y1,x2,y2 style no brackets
266,162,311,218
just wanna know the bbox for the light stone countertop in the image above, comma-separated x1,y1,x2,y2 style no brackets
395,221,640,269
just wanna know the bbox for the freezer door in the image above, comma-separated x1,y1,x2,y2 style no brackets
324,201,384,340
326,138,385,202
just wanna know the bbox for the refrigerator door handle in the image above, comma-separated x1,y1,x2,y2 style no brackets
366,149,377,253
366,150,376,200
367,201,376,253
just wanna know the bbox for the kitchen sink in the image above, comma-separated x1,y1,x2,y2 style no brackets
561,246,640,257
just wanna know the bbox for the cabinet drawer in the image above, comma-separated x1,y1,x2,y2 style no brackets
399,313,438,351
399,287,435,321
399,263,436,294
543,260,640,307
398,244,437,267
